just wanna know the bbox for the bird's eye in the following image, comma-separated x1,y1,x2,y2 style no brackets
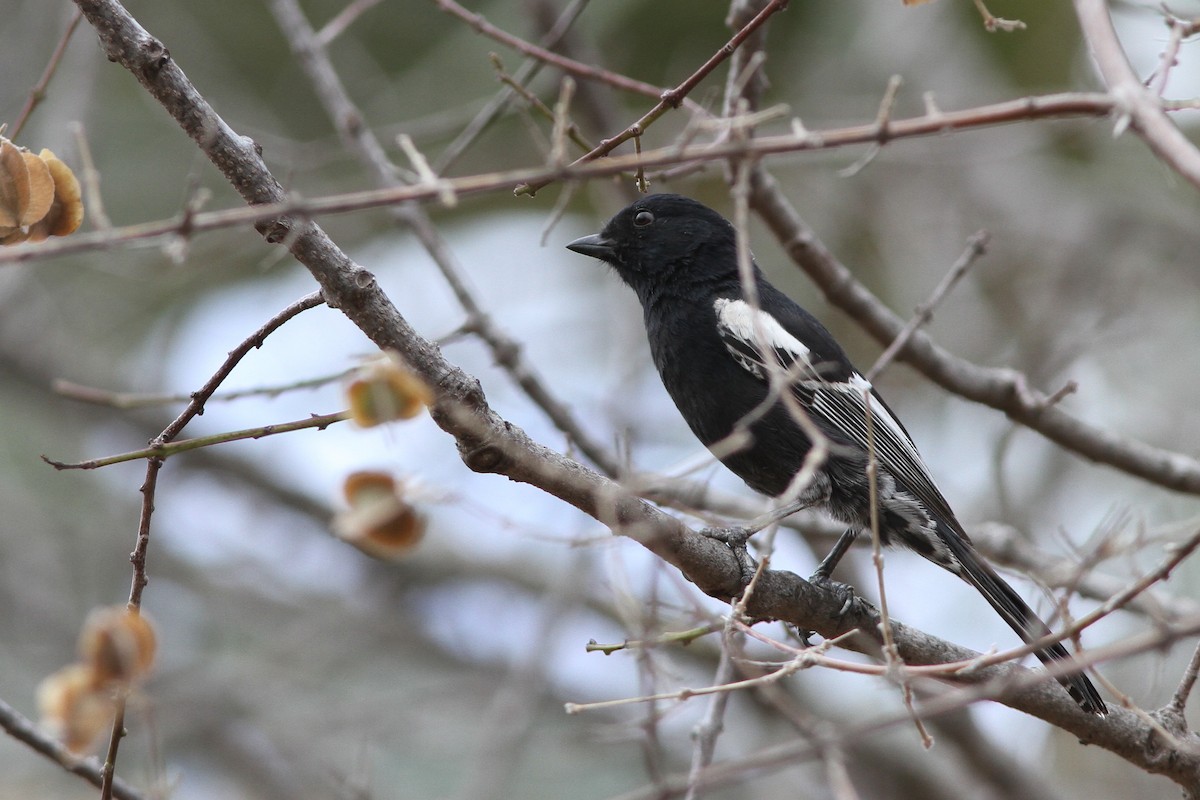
633,210,654,227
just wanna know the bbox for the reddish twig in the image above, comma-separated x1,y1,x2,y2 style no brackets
434,0,703,112
0,92,1133,269
514,0,790,195
436,0,594,173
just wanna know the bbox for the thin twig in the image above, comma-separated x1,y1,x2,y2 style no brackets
434,0,704,111
565,653,811,715
269,0,623,477
435,0,593,173
1149,11,1200,97
69,122,111,229
863,385,932,747
490,53,594,153
10,8,84,140
684,622,740,800
1074,0,1200,191
0,92,1136,269
83,291,323,796
585,623,722,654
0,698,145,800
52,367,354,409
839,74,904,177
1171,640,1200,715
44,411,349,470
514,0,790,195
866,231,990,382
314,0,382,47
971,0,1027,32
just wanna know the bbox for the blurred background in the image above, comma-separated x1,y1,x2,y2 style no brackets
1,0,1199,797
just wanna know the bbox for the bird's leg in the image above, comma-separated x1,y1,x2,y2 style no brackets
810,528,858,582
699,497,814,545
804,528,861,627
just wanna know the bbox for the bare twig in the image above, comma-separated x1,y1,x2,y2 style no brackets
971,0,1026,33
69,122,110,229
863,387,932,747
514,0,790,195
52,367,354,409
314,0,381,47
10,8,84,139
839,74,903,177
684,620,741,800
1074,0,1200,191
1171,640,1200,716
67,2,1200,791
435,0,593,172
433,0,704,112
44,410,348,470
490,53,594,154
75,288,322,795
866,231,990,382
0,698,145,800
747,166,1200,496
1148,10,1200,97
268,0,623,477
0,92,1137,269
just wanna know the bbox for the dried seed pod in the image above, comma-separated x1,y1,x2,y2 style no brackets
37,664,116,755
346,353,432,427
333,471,426,559
78,606,157,688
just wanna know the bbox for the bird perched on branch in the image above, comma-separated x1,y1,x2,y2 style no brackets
566,193,1105,715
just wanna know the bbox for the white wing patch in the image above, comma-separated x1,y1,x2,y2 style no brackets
713,298,813,380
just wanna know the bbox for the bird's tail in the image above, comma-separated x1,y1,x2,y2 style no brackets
943,534,1107,715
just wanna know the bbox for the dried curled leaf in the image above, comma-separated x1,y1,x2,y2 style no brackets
0,137,84,245
346,352,433,427
333,470,426,559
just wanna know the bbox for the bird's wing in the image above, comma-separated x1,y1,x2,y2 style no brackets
713,297,957,524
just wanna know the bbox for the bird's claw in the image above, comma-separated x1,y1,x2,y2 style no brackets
700,525,758,585
699,525,753,547
807,571,859,618
794,575,861,646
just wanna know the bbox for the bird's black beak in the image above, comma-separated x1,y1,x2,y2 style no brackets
566,233,616,262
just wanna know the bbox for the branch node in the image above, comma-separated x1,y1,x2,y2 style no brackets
140,39,171,73
463,443,506,474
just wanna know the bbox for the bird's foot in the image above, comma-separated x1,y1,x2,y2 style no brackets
700,525,758,585
796,571,860,647
699,524,754,547
807,572,859,618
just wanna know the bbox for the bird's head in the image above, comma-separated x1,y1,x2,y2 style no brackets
566,194,738,293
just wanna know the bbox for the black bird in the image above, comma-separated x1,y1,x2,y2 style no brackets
566,193,1106,715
